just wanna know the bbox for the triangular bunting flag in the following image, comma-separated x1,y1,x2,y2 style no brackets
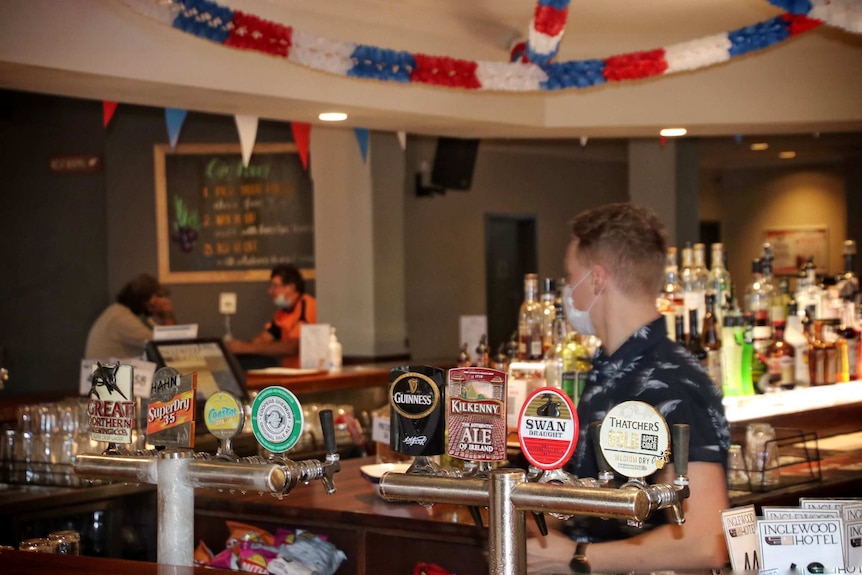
396,131,407,151
103,101,118,128
354,128,370,162
292,122,311,170
165,108,188,151
234,114,259,168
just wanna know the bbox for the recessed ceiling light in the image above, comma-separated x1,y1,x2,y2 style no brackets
319,112,348,122
659,128,687,137
779,151,796,159
750,143,769,151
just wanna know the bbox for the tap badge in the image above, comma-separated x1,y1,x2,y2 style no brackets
251,386,304,454
87,362,136,445
147,366,196,449
447,367,507,462
389,366,445,456
390,372,439,419
517,387,578,470
598,400,669,479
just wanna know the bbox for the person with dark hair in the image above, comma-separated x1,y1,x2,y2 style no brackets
85,273,176,359
225,264,317,367
527,203,730,573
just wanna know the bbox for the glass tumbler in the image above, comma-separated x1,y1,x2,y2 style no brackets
745,422,781,488
727,443,750,490
48,530,81,555
19,538,56,553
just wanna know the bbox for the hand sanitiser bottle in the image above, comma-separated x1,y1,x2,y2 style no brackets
329,327,343,373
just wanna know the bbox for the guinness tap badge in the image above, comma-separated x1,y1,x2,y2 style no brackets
389,366,445,456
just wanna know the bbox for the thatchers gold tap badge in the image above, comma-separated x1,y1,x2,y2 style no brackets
598,401,669,478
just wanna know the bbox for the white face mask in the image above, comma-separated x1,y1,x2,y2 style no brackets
273,294,293,309
563,270,603,336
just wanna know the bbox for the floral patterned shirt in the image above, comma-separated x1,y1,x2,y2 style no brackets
569,316,730,480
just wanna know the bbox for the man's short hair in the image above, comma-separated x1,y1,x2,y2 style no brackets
271,264,305,294
570,203,667,298
116,273,168,315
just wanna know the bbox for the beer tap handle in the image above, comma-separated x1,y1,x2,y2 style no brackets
672,424,690,480
320,409,338,458
532,512,548,536
318,409,340,494
589,422,614,483
469,506,485,529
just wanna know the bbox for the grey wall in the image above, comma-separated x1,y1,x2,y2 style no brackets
403,139,628,359
0,90,300,394
0,91,107,395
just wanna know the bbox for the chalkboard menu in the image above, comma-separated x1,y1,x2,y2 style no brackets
155,143,314,283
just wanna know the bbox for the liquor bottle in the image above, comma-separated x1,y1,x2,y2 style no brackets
808,320,838,386
560,331,591,405
691,242,710,329
544,304,568,389
675,313,686,346
457,343,471,368
686,308,708,365
707,242,732,327
795,258,824,321
540,278,557,355
701,293,722,386
474,334,490,368
783,302,811,387
720,308,746,396
836,239,860,307
771,278,792,324
658,247,684,341
518,274,544,360
744,258,772,330
836,304,858,382
681,243,706,337
766,317,796,391
492,343,509,373
740,313,757,396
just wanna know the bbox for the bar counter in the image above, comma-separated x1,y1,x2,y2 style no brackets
193,456,488,575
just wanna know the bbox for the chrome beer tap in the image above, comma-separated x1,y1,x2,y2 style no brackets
73,367,340,567
379,397,693,575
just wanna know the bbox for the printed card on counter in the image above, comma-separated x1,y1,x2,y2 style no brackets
299,323,330,370
762,507,841,520
756,517,844,573
846,520,862,569
722,505,761,572
800,499,860,512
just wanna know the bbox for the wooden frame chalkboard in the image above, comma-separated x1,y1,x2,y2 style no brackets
154,143,315,283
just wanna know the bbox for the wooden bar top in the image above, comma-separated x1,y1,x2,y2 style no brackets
194,455,486,538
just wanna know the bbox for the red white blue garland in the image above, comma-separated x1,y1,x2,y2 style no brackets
121,0,859,93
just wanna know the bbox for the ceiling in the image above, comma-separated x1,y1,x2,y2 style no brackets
1,0,861,166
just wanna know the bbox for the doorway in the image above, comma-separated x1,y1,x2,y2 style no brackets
485,214,538,353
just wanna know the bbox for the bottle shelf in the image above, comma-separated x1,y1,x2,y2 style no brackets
723,380,862,422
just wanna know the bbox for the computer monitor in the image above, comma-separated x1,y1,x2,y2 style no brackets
145,338,248,401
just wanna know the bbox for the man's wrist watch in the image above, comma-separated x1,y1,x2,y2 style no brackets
570,542,591,574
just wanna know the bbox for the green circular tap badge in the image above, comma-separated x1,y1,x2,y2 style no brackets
204,391,245,440
251,387,304,453
599,401,669,479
